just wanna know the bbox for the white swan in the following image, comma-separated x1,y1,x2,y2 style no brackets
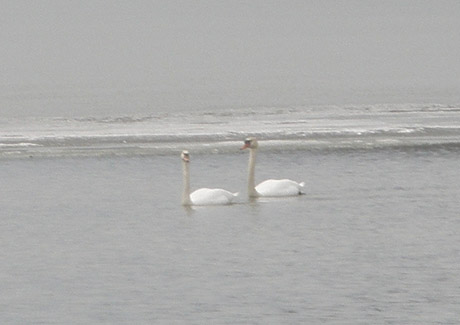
181,150,238,206
241,137,305,197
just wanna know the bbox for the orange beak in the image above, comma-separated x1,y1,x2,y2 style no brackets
240,143,250,150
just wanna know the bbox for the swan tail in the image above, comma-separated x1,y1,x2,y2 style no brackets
298,182,305,195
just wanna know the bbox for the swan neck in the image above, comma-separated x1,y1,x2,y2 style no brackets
248,148,258,197
182,161,192,205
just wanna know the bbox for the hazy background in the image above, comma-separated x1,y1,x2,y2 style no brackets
1,0,460,117
1,3,460,323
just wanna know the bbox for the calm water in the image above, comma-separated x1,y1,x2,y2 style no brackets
2,77,460,325
3,1,460,322
1,147,459,324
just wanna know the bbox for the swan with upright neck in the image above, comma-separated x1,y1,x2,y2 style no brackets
241,137,305,197
181,150,238,206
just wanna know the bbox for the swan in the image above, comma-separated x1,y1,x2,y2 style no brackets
241,137,305,197
181,150,238,206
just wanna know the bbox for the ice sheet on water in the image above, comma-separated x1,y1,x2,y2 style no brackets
1,104,460,158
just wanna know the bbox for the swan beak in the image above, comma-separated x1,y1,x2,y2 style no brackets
182,157,190,162
240,143,250,150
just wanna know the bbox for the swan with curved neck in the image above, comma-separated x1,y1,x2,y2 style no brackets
241,137,305,197
181,150,238,205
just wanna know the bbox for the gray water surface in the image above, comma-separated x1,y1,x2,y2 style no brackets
1,148,459,324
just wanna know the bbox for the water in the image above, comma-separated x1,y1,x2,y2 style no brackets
1,144,459,323
1,83,460,324
2,103,460,159
3,0,460,321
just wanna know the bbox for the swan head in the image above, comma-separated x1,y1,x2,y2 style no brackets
240,137,258,150
181,150,190,163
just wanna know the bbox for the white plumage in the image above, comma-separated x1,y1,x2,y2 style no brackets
181,151,238,206
189,188,238,205
241,138,305,197
255,179,305,197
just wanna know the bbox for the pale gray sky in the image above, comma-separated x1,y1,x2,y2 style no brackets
1,0,460,115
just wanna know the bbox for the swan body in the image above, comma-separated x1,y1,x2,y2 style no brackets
241,137,305,197
255,179,305,197
181,151,238,206
189,188,238,205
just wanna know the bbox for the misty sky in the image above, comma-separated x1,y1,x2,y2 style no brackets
1,1,460,116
